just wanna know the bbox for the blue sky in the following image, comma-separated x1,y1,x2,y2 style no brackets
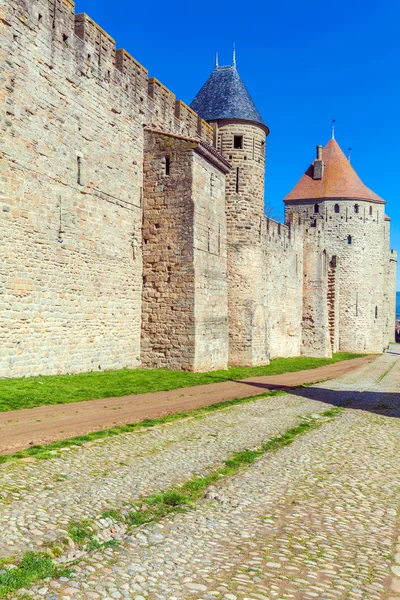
76,0,400,289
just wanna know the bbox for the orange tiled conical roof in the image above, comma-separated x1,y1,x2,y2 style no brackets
284,139,385,204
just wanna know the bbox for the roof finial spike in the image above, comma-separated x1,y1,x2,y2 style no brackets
331,118,336,140
215,51,219,69
348,147,352,163
232,43,236,68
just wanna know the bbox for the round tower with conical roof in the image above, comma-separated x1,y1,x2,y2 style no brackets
284,138,393,353
191,58,270,366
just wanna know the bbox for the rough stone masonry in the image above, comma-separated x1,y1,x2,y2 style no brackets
0,0,397,377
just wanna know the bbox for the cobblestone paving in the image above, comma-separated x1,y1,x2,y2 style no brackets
0,393,327,559
5,351,400,599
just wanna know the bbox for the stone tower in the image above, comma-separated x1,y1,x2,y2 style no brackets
191,56,270,366
284,138,396,353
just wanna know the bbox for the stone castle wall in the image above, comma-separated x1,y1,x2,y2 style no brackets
0,0,396,378
141,130,228,371
192,151,229,371
0,0,147,377
0,0,216,377
263,216,304,359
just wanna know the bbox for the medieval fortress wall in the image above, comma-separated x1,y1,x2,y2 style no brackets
0,0,396,378
0,0,210,377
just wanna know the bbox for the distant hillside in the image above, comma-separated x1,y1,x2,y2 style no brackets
397,292,400,319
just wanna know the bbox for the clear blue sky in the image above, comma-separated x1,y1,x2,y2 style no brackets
76,0,400,289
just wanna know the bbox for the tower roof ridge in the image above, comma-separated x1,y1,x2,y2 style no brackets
284,138,385,204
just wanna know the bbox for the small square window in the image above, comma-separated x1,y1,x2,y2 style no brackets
234,136,243,149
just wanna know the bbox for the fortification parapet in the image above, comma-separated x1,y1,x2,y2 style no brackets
197,119,214,145
75,13,116,71
175,100,198,138
12,0,214,146
116,49,148,100
147,78,176,130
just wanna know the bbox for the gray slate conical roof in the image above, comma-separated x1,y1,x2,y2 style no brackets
190,65,266,129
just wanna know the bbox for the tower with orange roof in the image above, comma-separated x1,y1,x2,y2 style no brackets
284,138,396,353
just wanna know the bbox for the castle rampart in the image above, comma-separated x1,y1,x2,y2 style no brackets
263,215,304,359
0,0,396,378
0,0,217,377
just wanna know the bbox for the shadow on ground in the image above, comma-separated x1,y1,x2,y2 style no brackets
230,381,400,418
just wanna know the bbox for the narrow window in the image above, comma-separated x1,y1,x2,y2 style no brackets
354,204,359,213
210,173,214,197
236,167,239,193
369,206,373,216
314,204,319,214
207,228,211,252
77,156,82,185
165,157,170,175
375,306,378,319
334,204,340,213
234,135,243,149
218,224,221,254
347,235,352,244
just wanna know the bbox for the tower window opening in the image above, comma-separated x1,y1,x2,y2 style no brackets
369,206,373,215
314,204,319,214
347,235,352,244
334,204,340,213
234,135,243,149
375,306,378,319
165,157,170,175
354,204,359,213
236,167,239,193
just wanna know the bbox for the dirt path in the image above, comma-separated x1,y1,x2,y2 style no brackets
0,355,375,454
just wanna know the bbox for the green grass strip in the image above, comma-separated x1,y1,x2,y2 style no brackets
0,353,363,412
0,552,70,598
376,358,397,382
0,406,342,598
0,390,285,465
109,406,343,528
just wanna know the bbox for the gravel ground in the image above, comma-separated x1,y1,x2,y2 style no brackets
4,349,400,599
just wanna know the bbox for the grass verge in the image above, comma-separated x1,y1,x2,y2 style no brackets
0,390,285,465
0,552,70,598
121,407,343,528
0,406,342,598
0,353,363,412
376,358,397,382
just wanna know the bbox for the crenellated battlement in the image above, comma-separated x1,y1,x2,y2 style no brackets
16,0,213,145
264,214,302,248
75,13,116,70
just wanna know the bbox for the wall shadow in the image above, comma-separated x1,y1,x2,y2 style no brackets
229,380,400,419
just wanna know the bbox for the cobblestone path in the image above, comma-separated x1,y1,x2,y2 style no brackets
3,351,400,599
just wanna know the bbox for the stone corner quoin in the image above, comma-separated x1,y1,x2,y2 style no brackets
0,0,397,378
